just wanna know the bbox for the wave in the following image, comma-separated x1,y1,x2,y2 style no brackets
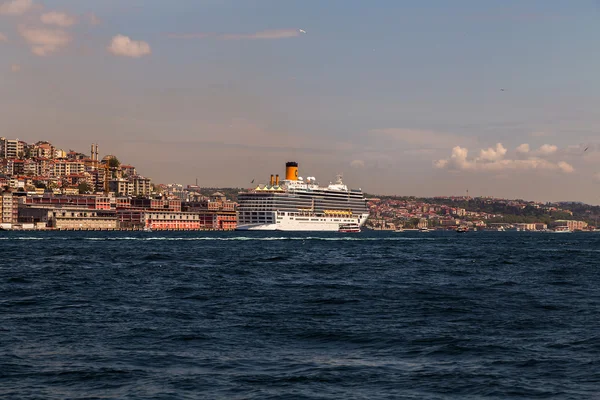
0,236,436,242
0,237,47,240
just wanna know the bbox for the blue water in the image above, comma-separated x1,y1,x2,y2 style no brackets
1,231,600,399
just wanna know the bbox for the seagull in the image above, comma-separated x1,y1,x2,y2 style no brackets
584,146,589,152
500,89,505,91
299,29,307,34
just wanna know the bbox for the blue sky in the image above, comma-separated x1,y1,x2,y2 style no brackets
2,0,600,202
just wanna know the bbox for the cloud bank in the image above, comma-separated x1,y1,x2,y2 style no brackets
0,32,7,42
0,0,32,16
18,25,72,56
516,143,530,154
435,143,574,174
41,11,77,27
107,35,151,58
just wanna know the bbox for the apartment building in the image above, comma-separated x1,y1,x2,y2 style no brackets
33,142,54,158
513,223,537,231
19,206,118,230
0,191,20,225
131,176,152,196
24,195,113,210
120,165,137,176
552,220,588,231
108,179,133,196
130,198,181,212
50,160,85,178
0,138,25,159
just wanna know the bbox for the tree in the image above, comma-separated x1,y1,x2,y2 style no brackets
405,217,421,228
151,183,163,194
78,182,93,194
108,157,120,169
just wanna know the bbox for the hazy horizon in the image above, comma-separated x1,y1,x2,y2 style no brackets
2,0,599,204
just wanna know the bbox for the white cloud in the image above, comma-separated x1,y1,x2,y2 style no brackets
350,159,365,168
0,32,7,42
168,29,302,40
11,63,20,72
18,25,72,56
107,35,151,58
434,146,470,170
556,161,574,173
0,0,32,16
516,143,557,157
435,144,574,174
533,144,558,156
477,143,507,162
41,11,77,27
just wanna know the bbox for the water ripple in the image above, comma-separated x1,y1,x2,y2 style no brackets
1,230,599,399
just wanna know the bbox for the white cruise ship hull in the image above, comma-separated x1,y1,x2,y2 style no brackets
237,213,369,232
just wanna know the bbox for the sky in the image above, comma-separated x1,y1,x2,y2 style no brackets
1,0,600,203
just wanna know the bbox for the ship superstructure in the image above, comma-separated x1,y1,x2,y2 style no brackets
236,162,370,231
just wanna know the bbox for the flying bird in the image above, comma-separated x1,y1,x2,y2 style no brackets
299,29,307,34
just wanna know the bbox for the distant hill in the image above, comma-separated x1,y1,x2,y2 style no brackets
368,195,600,225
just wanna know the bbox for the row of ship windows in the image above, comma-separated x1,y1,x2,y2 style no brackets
240,211,365,217
238,198,367,202
290,218,355,222
239,207,368,212
238,199,367,204
147,214,197,220
240,193,365,199
240,196,367,203
239,201,366,208
241,212,273,216
241,217,356,222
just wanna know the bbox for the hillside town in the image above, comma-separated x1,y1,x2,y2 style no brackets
0,137,596,232
0,138,236,231
366,196,596,232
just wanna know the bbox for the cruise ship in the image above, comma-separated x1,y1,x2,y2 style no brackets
236,162,370,231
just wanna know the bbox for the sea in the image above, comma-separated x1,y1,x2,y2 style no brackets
1,230,599,399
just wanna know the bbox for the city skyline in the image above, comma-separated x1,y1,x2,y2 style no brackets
2,0,600,204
